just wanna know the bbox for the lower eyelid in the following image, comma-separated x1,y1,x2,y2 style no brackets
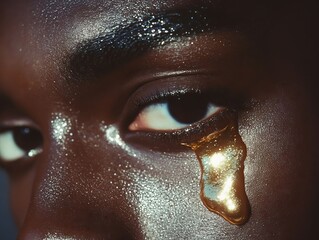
123,109,236,153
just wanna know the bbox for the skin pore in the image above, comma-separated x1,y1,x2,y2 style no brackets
0,0,318,239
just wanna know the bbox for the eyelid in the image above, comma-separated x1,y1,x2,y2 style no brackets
0,119,40,129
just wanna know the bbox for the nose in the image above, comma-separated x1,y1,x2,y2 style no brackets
18,116,137,239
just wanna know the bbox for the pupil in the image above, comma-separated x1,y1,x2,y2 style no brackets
167,94,209,124
13,127,43,152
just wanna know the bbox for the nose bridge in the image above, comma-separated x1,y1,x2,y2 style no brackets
33,113,78,211
18,114,136,239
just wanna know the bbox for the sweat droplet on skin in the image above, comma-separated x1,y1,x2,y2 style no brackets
182,120,250,225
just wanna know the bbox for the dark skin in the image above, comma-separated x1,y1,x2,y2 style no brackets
0,0,318,239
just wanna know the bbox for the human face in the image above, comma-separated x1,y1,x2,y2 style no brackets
0,0,318,239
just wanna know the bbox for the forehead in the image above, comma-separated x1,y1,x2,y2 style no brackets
1,0,217,32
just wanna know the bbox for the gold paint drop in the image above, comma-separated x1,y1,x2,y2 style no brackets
182,120,250,225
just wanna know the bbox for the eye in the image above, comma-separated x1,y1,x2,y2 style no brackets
129,93,223,131
0,126,43,162
121,77,248,151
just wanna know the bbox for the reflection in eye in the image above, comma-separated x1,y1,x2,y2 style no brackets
0,127,43,162
129,94,223,131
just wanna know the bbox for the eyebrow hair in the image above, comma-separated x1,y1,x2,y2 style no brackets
67,6,241,83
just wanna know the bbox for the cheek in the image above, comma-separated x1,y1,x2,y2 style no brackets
101,124,238,238
240,87,316,236
124,149,230,239
10,167,37,227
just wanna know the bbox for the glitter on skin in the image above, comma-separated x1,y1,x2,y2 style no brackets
51,113,72,149
68,7,218,81
100,123,138,158
44,233,76,240
125,153,237,240
37,113,74,208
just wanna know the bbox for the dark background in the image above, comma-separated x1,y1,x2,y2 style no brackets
0,170,17,240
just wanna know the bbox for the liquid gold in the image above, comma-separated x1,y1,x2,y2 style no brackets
182,121,250,225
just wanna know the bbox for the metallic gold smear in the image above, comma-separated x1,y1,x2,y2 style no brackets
182,122,250,225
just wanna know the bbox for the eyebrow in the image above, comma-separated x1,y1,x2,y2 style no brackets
67,6,240,83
